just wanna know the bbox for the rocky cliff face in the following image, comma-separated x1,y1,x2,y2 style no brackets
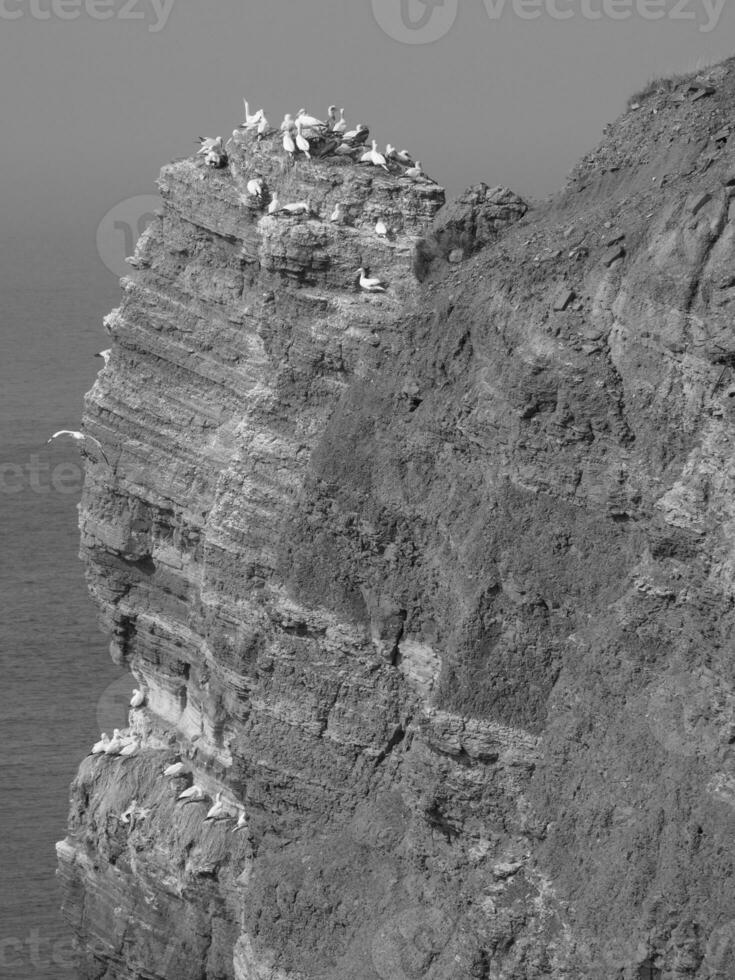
59,59,735,979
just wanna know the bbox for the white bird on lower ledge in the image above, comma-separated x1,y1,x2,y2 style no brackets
95,349,111,367
279,201,312,216
163,761,187,778
104,729,125,755
177,784,207,803
357,268,387,293
46,430,110,465
232,805,248,833
119,736,141,758
91,733,109,755
204,792,231,822
130,688,146,708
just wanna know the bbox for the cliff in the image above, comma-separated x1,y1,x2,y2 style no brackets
58,59,735,979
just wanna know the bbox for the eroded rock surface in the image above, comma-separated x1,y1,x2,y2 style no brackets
59,60,735,979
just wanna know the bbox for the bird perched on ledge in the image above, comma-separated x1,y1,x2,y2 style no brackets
130,688,146,708
357,267,387,292
177,784,207,804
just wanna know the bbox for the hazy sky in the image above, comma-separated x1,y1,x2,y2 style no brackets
1,0,733,282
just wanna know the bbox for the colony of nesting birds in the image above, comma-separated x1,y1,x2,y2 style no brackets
88,687,249,832
194,100,439,293
198,100,432,182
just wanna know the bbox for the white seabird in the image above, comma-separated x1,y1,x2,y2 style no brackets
95,349,111,367
130,688,145,708
104,729,124,755
232,805,248,833
343,123,370,146
177,783,207,803
403,161,425,180
91,733,109,755
330,202,346,223
375,220,388,238
295,108,325,130
119,737,140,758
327,105,339,130
283,128,296,158
280,201,311,215
203,792,229,822
395,148,414,166
334,143,358,157
295,121,311,158
357,268,387,293
120,799,138,825
163,761,187,778
280,113,295,133
46,431,110,465
257,114,270,139
332,108,347,134
196,136,223,155
361,140,389,171
267,193,281,215
246,178,264,199
242,100,263,130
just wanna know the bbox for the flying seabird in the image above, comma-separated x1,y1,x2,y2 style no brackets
130,688,145,708
163,761,187,778
95,349,111,367
177,784,207,803
295,121,311,158
357,268,387,293
46,431,110,465
91,733,109,755
361,140,389,171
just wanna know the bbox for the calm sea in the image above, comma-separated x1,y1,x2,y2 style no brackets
0,238,132,979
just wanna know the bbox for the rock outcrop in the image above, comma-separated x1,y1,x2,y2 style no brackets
59,58,735,979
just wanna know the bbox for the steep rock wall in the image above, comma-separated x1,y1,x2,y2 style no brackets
59,60,735,979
